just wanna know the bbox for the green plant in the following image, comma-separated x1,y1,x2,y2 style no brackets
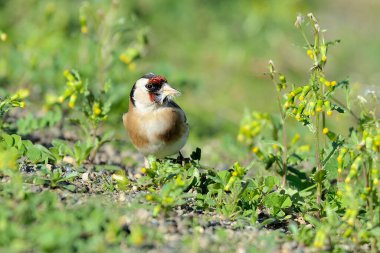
31,165,79,191
16,106,62,135
238,13,379,251
0,88,29,130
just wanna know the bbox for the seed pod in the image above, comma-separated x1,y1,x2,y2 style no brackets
224,175,237,192
339,147,348,157
343,227,353,237
316,99,323,112
306,101,316,116
285,96,295,109
68,94,77,108
350,156,363,172
362,129,369,140
337,147,348,170
290,87,303,98
299,86,311,101
324,100,331,111
320,45,327,56
325,103,333,114
268,60,275,74
296,101,306,120
365,137,373,150
291,133,301,145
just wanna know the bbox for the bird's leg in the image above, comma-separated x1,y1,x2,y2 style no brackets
176,151,185,166
144,157,150,168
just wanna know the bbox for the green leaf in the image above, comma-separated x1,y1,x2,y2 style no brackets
26,147,42,163
259,218,276,227
190,147,202,161
62,184,76,192
264,192,292,209
326,131,337,141
2,133,14,147
313,169,327,183
11,134,22,149
264,176,279,190
324,154,338,180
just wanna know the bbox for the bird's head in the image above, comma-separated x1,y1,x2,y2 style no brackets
130,73,181,110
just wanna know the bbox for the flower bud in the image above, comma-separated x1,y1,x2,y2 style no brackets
290,87,303,97
299,86,311,101
68,94,77,108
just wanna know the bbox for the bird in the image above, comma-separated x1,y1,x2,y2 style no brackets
123,73,189,167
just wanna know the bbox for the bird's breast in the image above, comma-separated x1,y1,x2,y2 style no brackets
124,106,188,157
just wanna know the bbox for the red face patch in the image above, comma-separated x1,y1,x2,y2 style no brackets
149,93,156,102
148,76,167,85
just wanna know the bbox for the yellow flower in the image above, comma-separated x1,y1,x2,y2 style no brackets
93,102,101,115
345,177,351,184
338,168,342,174
128,63,137,71
145,194,153,201
306,49,314,60
119,54,131,64
331,81,337,86
252,147,259,153
325,81,331,87
237,134,244,142
327,110,333,116
321,55,327,62
232,171,238,177
141,167,147,174
81,26,88,34
0,33,7,41
12,88,30,100
323,128,329,134
58,96,65,103
19,102,25,108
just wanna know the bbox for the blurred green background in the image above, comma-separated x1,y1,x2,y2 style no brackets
1,0,379,165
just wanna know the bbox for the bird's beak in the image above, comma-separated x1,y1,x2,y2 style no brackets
161,83,181,98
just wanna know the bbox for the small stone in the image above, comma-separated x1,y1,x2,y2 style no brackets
63,156,76,165
82,172,89,181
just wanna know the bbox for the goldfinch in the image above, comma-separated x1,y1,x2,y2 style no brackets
123,73,189,166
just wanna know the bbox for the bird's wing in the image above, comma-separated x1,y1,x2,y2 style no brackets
167,100,187,123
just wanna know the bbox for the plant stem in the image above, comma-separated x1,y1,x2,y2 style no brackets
274,89,288,188
316,110,322,207
269,68,288,188
330,97,360,123
281,121,288,188
366,158,374,226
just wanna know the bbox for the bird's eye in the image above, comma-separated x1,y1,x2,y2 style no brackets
146,84,153,90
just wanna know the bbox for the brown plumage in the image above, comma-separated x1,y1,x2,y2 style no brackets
123,73,189,165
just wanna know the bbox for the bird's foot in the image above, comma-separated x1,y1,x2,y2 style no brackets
144,157,150,168
175,151,189,166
